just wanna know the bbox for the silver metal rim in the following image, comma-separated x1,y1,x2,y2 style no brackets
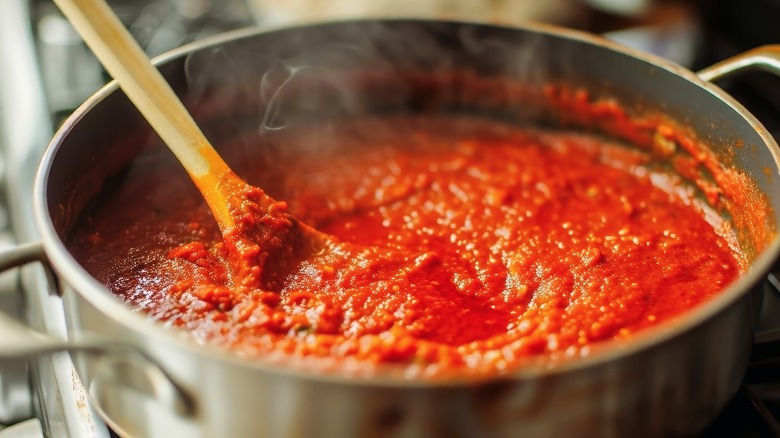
33,18,780,386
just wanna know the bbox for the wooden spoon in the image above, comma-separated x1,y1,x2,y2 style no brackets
53,0,255,231
53,0,330,288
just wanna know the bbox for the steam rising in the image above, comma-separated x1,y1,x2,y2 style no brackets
179,21,556,142
258,44,366,131
456,24,549,85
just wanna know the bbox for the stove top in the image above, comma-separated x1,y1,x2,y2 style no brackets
701,279,780,438
1,1,779,437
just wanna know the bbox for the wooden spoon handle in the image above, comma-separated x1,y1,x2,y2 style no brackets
53,0,236,229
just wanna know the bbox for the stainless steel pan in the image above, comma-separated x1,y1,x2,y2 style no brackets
2,20,780,438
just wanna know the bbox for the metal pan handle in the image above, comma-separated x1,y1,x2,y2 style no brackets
697,44,780,82
696,44,780,347
0,242,196,419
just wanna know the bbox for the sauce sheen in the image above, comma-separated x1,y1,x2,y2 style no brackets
68,117,742,375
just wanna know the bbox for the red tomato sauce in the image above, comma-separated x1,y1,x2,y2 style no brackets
68,116,744,376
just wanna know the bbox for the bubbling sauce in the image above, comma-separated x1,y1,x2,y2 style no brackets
68,116,743,376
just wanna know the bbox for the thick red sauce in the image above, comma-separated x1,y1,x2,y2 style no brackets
68,116,743,376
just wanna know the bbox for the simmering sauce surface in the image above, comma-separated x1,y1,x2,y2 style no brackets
68,117,742,375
